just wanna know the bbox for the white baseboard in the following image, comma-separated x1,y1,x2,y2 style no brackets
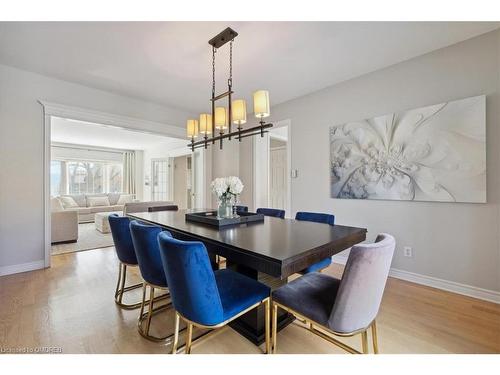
0,260,45,277
332,254,500,304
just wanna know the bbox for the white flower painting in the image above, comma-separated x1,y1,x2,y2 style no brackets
330,95,486,203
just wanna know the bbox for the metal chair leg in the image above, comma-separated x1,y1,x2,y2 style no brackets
185,322,193,354
114,263,144,310
172,313,180,354
272,302,278,354
264,298,271,354
137,283,173,342
371,320,379,354
361,330,369,354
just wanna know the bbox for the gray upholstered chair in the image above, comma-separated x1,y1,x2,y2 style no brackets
271,233,395,354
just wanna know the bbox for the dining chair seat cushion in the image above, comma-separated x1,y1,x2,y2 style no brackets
108,214,138,265
214,269,271,323
272,272,341,327
299,257,332,274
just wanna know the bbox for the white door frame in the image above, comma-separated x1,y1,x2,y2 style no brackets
252,119,292,216
39,100,188,268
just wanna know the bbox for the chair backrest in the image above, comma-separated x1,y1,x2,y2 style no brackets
235,205,248,213
295,211,335,225
328,233,395,333
129,220,169,287
256,207,285,219
157,232,224,326
108,214,137,265
148,205,179,212
123,201,174,214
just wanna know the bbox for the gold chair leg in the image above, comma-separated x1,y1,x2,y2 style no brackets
272,302,278,354
145,286,155,336
264,298,271,354
371,320,379,354
114,263,144,310
118,264,127,304
172,313,180,354
185,322,193,354
115,263,123,299
361,330,369,354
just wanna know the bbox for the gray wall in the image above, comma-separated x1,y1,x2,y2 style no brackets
0,64,191,270
240,30,500,292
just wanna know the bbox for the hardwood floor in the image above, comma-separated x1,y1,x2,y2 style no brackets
0,247,499,354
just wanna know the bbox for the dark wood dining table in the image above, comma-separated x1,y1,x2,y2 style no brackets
128,209,367,346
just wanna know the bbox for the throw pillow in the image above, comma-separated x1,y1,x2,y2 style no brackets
117,194,134,205
51,197,65,212
87,196,110,207
59,196,79,209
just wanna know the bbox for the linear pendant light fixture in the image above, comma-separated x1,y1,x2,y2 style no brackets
187,27,273,151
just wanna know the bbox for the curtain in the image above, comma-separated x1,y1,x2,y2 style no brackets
123,151,136,195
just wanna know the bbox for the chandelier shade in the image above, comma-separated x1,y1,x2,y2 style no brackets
232,99,247,125
199,114,212,134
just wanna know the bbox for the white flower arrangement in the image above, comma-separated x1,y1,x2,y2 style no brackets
211,176,244,201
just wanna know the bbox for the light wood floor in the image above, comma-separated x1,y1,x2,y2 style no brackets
0,247,499,354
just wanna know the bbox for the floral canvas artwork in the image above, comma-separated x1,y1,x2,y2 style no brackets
330,95,486,203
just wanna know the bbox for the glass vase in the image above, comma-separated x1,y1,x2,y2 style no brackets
217,198,234,219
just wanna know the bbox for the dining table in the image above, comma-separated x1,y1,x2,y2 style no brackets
127,209,367,346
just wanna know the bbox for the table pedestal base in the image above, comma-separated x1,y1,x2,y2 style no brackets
226,262,294,346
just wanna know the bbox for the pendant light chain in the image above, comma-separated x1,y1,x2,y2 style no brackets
212,46,216,96
229,39,233,87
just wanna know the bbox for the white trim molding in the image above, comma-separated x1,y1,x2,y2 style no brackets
38,100,186,139
332,254,500,304
0,261,46,277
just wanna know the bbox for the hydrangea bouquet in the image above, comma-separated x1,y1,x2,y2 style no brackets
211,176,244,218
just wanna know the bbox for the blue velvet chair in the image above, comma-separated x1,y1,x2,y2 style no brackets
129,220,172,341
108,214,143,309
235,205,248,213
295,211,335,273
157,232,271,354
272,234,396,354
256,207,285,219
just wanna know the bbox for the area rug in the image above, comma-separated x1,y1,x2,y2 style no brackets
51,222,115,255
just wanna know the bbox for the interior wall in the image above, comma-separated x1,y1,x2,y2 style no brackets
173,155,188,209
0,63,193,271
240,30,500,292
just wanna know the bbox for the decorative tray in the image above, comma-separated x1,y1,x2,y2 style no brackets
185,211,265,228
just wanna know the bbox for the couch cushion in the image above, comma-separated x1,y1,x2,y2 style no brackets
90,206,115,214
87,196,111,207
117,194,134,205
75,207,92,215
60,194,86,207
108,193,121,205
59,196,79,209
109,205,124,211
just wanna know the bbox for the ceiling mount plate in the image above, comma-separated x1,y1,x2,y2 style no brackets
208,27,238,48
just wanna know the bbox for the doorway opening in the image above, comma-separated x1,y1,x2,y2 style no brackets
44,107,204,266
253,120,291,216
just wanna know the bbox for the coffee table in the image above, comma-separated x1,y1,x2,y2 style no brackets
95,211,123,233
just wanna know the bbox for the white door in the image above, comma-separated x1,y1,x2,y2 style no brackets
270,147,287,209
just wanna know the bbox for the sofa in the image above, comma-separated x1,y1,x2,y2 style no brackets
54,193,136,223
51,198,78,243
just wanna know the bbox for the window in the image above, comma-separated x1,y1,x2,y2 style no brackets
151,159,170,201
52,159,123,195
50,160,64,196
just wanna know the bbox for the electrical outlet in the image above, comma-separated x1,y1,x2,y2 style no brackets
403,246,413,258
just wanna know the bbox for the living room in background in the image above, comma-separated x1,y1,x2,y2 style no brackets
48,113,193,257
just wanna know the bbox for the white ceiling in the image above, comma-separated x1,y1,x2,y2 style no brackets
1,22,498,113
51,116,187,150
